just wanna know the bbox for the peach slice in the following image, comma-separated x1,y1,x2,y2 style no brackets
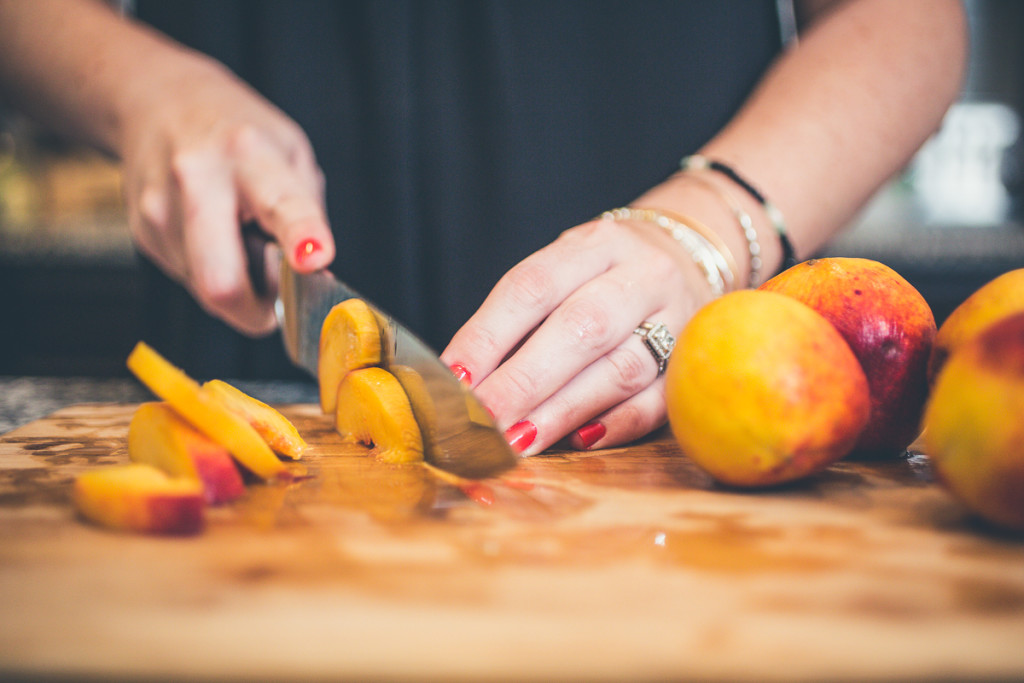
73,463,205,535
126,342,289,481
389,363,439,453
203,379,308,459
319,298,383,414
335,366,423,464
129,402,245,505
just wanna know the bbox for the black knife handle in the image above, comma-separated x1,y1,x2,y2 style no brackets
242,221,272,298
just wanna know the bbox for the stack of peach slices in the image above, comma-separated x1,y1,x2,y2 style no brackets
74,295,433,536
73,342,307,535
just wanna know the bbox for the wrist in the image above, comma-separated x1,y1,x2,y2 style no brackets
633,171,775,288
680,154,796,276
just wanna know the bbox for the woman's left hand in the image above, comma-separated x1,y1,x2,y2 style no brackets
440,214,716,455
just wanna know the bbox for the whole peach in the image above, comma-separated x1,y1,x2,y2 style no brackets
924,312,1024,531
760,258,935,457
665,290,871,488
929,268,1024,382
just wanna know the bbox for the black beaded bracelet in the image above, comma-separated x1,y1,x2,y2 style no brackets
680,154,797,274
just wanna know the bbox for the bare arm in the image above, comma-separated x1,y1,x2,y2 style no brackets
443,0,968,453
637,0,968,274
0,0,229,156
0,0,336,335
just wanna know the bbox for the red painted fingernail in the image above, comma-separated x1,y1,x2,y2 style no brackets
448,362,471,385
575,422,606,449
504,420,536,454
294,238,322,266
460,482,495,507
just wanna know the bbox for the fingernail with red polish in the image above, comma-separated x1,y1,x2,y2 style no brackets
448,362,471,385
575,422,606,449
504,420,537,454
294,238,322,266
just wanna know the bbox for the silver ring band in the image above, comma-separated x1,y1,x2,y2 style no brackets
633,321,675,374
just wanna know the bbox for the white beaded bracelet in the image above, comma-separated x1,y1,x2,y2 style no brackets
601,207,730,298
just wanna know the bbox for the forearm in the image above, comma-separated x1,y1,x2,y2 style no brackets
0,0,216,155
638,0,968,278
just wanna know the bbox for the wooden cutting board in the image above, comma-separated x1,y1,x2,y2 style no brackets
1,403,1023,682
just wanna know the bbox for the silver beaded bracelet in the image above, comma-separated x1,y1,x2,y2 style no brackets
675,171,763,287
680,154,796,273
601,207,730,298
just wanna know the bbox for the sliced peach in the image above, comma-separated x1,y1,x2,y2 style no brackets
73,463,204,535
335,366,423,464
202,379,307,459
389,364,439,452
128,402,245,505
319,298,383,414
126,342,289,481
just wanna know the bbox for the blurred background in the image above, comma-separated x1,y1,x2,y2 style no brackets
1,0,1022,380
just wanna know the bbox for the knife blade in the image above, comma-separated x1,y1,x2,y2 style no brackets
248,227,517,479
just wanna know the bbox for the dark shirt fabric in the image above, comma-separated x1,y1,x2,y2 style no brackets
134,0,783,379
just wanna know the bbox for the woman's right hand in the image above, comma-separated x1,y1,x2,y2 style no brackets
118,54,335,336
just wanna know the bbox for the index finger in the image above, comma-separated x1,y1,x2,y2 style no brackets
232,126,335,274
440,219,617,386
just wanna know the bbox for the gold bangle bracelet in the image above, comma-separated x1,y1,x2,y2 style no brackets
600,207,731,297
675,171,763,287
651,208,740,293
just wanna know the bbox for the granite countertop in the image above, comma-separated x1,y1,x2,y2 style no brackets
0,376,318,435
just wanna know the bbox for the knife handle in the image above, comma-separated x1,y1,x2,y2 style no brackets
242,221,272,298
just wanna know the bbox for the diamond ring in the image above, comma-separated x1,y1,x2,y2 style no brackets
633,321,675,375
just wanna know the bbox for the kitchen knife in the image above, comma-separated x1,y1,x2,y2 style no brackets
245,225,518,479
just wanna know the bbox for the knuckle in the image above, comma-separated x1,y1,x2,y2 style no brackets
556,218,609,247
225,123,264,157
556,298,614,352
277,116,309,147
287,135,317,168
495,363,538,411
612,401,649,436
501,261,556,312
168,149,208,187
262,194,291,224
263,195,322,233
137,186,169,231
550,392,586,425
193,269,247,311
606,345,654,393
648,246,680,279
457,324,502,360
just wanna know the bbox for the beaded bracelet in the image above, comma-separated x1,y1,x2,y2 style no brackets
680,154,797,273
605,206,740,291
601,207,730,298
675,171,763,288
657,208,741,289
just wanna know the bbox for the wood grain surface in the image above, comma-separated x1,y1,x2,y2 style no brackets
1,403,1023,682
